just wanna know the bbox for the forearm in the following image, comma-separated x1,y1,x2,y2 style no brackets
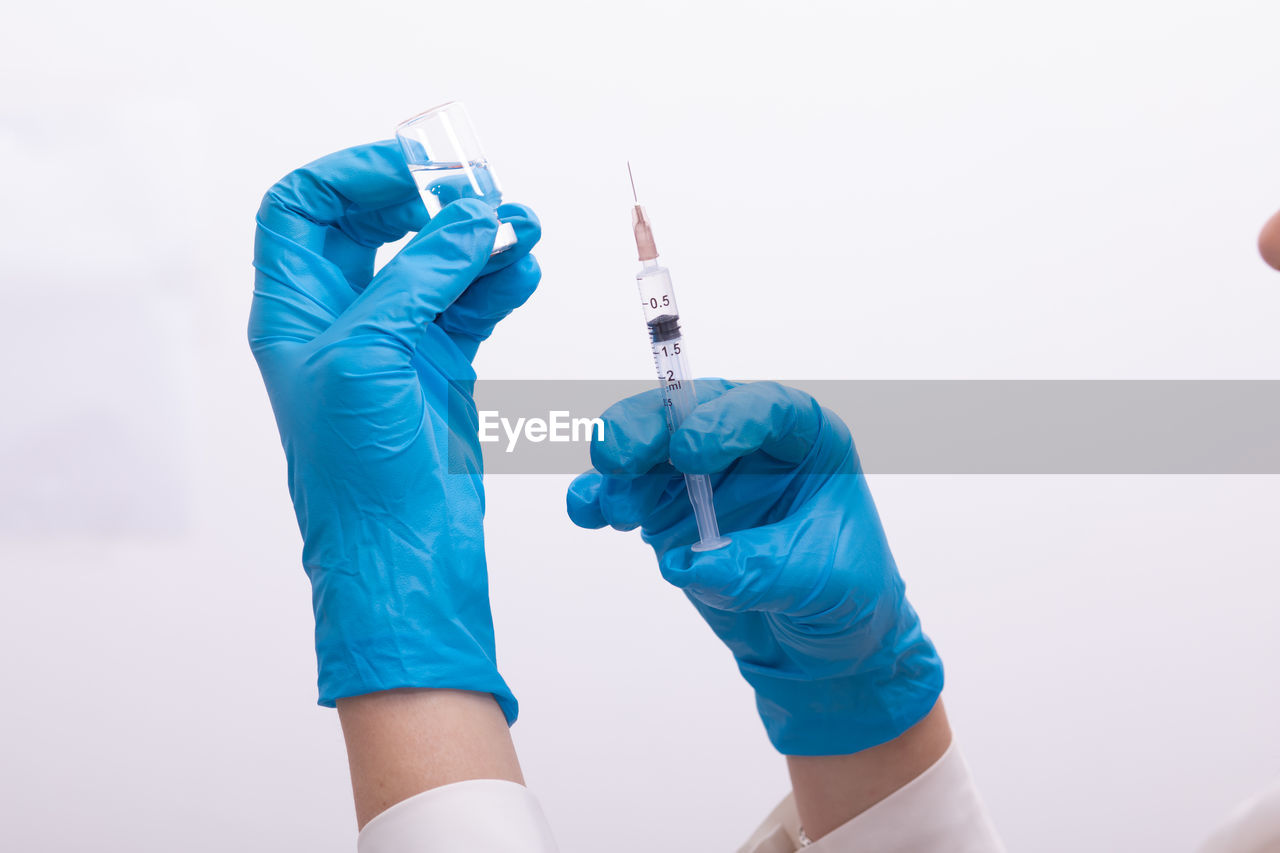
787,701,952,840
337,688,524,829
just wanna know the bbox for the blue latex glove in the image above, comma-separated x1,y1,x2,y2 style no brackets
567,381,943,755
249,141,541,720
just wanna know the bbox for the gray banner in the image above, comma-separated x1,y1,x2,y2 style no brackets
449,380,1280,475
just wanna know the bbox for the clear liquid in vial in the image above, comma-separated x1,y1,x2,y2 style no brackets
408,161,501,216
407,161,514,252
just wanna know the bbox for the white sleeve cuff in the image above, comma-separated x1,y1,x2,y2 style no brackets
739,744,1004,853
357,779,559,853
1198,776,1280,853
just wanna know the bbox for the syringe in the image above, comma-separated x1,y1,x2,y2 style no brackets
628,165,729,552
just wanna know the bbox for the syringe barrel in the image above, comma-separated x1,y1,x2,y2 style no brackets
636,262,679,324
651,329,696,431
638,263,698,432
631,233,728,550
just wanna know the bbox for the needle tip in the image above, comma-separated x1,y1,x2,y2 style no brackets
627,162,638,203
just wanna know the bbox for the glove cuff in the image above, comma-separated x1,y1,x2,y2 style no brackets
316,644,518,725
742,634,944,756
308,556,517,724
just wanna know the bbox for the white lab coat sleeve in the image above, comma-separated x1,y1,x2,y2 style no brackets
737,743,1004,853
1198,776,1280,853
357,779,559,853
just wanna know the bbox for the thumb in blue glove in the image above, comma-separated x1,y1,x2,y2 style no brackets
568,381,943,755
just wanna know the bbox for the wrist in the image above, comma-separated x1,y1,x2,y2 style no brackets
787,701,953,840
337,688,523,829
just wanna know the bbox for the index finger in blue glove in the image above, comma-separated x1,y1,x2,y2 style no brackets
437,204,543,361
670,382,824,475
567,471,609,529
567,466,682,533
589,380,736,476
253,142,430,339
345,202,537,307
337,198,429,250
476,203,542,277
326,199,498,352
257,140,421,253
589,388,672,476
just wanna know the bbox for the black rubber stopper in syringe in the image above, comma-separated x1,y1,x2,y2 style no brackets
647,314,682,343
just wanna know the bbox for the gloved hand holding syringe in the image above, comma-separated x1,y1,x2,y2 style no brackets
627,165,729,552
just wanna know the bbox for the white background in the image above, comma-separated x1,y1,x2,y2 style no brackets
2,1,1279,850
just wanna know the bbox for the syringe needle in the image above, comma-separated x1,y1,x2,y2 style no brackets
629,164,659,262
